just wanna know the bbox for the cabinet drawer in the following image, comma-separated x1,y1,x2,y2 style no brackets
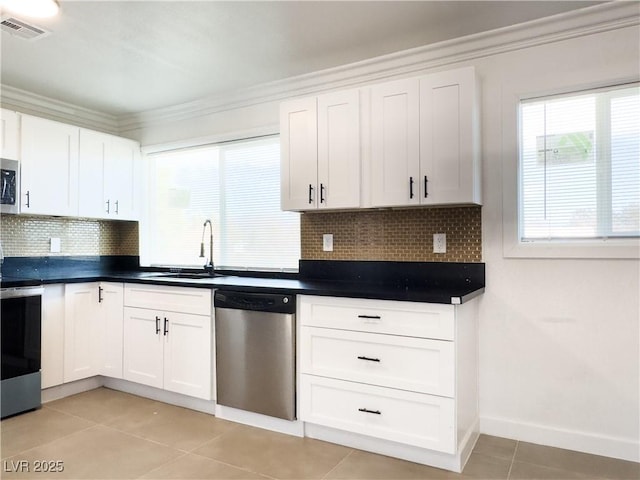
299,295,454,340
301,326,454,396
124,284,211,316
301,375,455,453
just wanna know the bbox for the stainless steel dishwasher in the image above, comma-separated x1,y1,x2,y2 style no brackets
214,290,296,420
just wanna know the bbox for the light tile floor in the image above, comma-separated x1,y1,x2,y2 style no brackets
1,388,638,479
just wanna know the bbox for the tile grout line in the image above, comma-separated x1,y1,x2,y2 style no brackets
321,448,356,480
186,449,280,480
506,440,519,479
132,451,191,480
1,421,98,461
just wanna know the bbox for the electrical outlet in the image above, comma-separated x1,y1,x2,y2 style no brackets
433,233,446,253
50,237,61,253
323,234,334,252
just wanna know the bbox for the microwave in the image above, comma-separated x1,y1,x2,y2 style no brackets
1,158,20,214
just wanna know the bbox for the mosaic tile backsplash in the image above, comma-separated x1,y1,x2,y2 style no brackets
0,215,139,257
301,206,482,262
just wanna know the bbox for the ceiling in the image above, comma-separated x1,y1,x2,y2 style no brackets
1,1,603,117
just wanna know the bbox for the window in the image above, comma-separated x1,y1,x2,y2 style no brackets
144,135,300,271
519,84,639,242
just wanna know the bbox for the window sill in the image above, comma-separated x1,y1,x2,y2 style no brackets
503,238,640,259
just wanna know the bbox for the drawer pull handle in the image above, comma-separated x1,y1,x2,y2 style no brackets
357,356,380,362
358,408,381,415
357,315,381,320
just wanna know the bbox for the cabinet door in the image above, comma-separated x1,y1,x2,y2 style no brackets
280,97,318,210
20,115,79,216
64,283,100,382
42,284,65,389
78,131,141,220
1,109,20,160
78,129,108,218
163,312,211,400
370,78,420,207
420,67,481,205
317,89,361,209
99,283,124,379
105,136,140,220
123,307,164,389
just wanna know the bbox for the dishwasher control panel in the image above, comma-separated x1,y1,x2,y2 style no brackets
214,290,296,314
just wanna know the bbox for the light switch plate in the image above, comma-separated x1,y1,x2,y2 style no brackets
323,234,334,252
433,233,446,253
50,237,61,253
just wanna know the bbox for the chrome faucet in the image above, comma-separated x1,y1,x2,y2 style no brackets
199,219,214,275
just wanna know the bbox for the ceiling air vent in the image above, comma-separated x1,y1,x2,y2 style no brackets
1,16,50,40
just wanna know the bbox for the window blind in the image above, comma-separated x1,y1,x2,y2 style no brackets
147,136,300,270
519,84,639,241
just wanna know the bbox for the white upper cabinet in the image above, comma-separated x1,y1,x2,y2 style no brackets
370,78,421,207
370,68,481,207
79,129,141,220
317,89,361,209
281,97,318,210
420,67,481,205
1,109,20,160
281,90,361,211
20,115,79,216
281,67,481,210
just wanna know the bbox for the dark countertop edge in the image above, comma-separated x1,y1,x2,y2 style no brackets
1,272,484,305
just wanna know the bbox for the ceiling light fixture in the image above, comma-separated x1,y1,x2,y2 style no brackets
1,0,60,18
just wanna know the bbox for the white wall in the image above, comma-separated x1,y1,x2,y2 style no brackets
129,13,640,462
476,26,639,461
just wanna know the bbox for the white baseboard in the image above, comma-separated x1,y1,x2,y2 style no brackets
102,377,216,415
305,423,468,473
215,404,304,437
42,377,103,403
480,415,640,463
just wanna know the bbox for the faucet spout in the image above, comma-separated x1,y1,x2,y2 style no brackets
199,219,214,275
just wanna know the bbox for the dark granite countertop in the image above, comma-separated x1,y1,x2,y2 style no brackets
1,257,485,305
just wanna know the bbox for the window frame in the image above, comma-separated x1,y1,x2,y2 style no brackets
502,80,640,259
139,128,302,271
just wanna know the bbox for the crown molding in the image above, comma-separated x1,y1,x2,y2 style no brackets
119,1,639,133
0,84,119,134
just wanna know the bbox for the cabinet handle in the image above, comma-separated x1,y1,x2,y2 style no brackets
357,315,381,320
98,286,103,303
358,408,381,415
155,316,161,334
357,355,381,362
163,317,169,336
424,176,429,198
106,199,110,214
115,200,119,214
308,184,314,204
25,190,30,208
409,176,414,199
320,183,325,204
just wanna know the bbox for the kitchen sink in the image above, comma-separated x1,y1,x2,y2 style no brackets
152,272,222,280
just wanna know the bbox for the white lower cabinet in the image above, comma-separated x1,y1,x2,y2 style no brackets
301,375,455,453
300,326,454,396
41,284,65,389
63,282,124,383
123,284,212,400
299,294,479,472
